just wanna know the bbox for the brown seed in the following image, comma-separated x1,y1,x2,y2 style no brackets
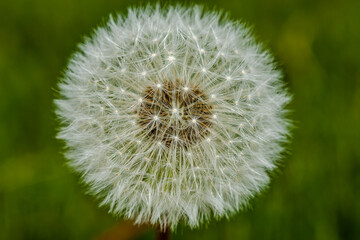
137,80,213,148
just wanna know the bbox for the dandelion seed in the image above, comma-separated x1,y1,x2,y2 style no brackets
167,56,176,62
55,5,292,231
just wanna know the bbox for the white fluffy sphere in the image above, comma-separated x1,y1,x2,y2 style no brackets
55,5,291,230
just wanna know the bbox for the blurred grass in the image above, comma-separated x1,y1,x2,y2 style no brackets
0,0,359,239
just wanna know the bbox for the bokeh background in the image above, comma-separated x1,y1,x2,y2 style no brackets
1,0,359,239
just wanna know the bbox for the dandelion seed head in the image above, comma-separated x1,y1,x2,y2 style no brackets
55,5,292,230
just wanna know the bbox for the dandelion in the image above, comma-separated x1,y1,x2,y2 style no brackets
55,5,291,232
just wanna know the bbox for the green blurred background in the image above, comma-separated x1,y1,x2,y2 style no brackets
0,0,359,239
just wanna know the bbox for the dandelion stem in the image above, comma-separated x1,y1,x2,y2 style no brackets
156,226,170,240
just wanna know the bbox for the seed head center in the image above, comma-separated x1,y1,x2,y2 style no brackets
137,80,213,147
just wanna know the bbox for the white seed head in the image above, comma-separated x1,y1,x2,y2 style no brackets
55,5,292,230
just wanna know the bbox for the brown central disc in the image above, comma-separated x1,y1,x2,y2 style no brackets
137,80,213,148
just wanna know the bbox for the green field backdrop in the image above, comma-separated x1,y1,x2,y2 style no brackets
0,0,359,239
